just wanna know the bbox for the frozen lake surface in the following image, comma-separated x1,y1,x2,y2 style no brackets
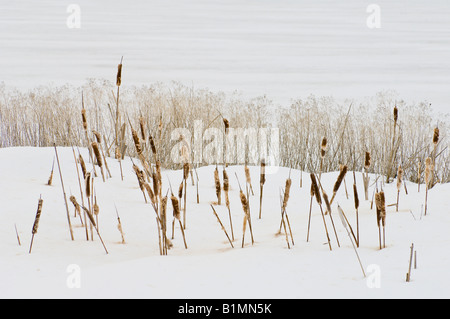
1,0,449,112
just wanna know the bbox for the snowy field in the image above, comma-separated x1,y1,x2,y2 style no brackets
1,147,450,299
1,0,450,113
1,0,450,300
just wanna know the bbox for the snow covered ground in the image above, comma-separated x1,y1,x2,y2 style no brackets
1,147,449,299
1,0,450,113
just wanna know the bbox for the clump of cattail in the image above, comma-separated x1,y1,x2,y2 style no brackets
396,165,403,212
29,197,44,253
330,165,348,204
259,159,266,219
92,142,105,182
214,166,221,205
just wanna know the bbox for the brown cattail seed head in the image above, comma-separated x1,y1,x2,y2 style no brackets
433,127,439,145
282,178,292,210
223,118,229,135
393,106,398,123
223,169,229,192
245,165,252,185
131,128,142,155
85,172,91,197
353,183,359,209
321,137,327,158
92,130,101,143
171,195,181,220
149,134,157,155
375,193,382,227
364,151,371,169
323,191,332,215
116,63,122,87
139,117,146,141
81,109,87,130
260,159,266,185
183,162,189,180
92,142,103,168
144,182,156,205
32,198,44,234
397,165,403,190
333,165,348,194
214,167,221,204
178,181,183,199
79,154,87,179
239,190,249,216
310,173,322,205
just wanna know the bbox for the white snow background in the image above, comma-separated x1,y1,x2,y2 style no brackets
1,0,450,299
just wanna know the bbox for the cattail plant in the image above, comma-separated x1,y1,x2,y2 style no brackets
319,137,327,180
353,183,360,246
259,159,266,219
92,130,111,178
375,192,382,249
114,205,126,244
396,165,403,212
29,196,43,253
424,157,433,216
310,173,332,251
363,151,371,200
236,174,254,248
375,191,386,249
80,204,109,254
279,176,294,248
69,195,83,225
386,106,399,183
182,162,189,229
214,166,221,205
78,153,87,179
92,141,105,182
170,194,187,248
132,163,147,203
81,96,97,177
330,165,348,204
245,164,254,196
73,147,88,240
223,168,234,241
47,157,55,186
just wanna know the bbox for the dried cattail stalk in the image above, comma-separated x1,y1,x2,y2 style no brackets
310,173,322,205
239,189,254,247
323,190,340,247
282,178,292,211
353,183,360,246
92,142,105,182
149,134,157,156
132,127,142,156
210,205,234,248
79,154,87,179
214,167,221,205
259,159,266,219
330,165,348,204
92,130,102,144
29,197,44,253
139,116,146,141
245,165,254,196
223,168,234,240
424,157,433,216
